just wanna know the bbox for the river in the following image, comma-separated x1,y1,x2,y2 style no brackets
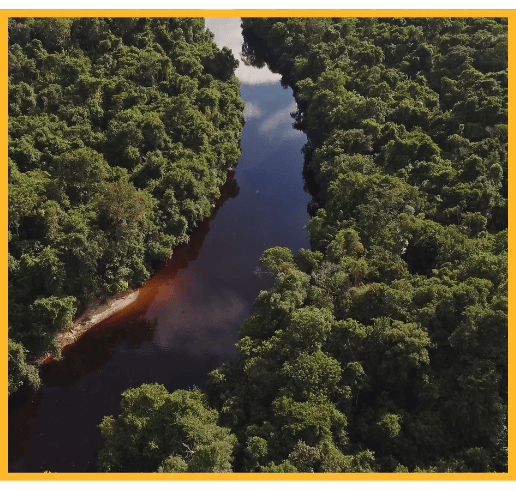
8,20,311,473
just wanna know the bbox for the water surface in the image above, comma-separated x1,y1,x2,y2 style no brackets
9,81,310,472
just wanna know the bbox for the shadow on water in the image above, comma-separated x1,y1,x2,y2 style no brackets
9,34,313,469
8,170,240,469
41,170,239,387
8,387,43,465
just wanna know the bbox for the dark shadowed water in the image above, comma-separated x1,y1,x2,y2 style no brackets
8,82,310,472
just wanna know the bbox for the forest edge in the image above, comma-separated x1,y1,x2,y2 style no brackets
35,288,140,365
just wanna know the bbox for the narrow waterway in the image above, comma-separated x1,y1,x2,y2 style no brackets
8,36,311,471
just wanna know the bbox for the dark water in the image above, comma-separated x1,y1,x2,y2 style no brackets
8,82,310,472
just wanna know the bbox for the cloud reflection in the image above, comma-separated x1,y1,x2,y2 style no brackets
243,101,263,120
259,101,304,140
205,17,281,85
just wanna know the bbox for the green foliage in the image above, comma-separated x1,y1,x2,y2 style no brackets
97,16,507,474
259,246,295,274
282,306,334,351
200,16,507,473
8,17,243,367
281,350,342,399
8,337,41,395
98,384,236,472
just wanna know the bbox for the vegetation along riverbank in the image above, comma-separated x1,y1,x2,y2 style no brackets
8,17,245,394
97,17,508,473
8,15,508,474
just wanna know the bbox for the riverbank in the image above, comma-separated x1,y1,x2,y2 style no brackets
35,289,140,366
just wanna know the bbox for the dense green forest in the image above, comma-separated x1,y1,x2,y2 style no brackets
97,17,508,473
8,17,244,395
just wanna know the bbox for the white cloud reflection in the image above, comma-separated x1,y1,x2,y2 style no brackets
259,101,304,140
243,101,263,120
205,17,281,85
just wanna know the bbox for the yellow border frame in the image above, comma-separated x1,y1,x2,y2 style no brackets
2,8,513,481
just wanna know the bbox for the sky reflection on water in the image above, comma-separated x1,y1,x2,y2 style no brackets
9,20,311,473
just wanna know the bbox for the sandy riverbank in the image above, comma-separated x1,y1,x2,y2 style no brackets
35,289,140,365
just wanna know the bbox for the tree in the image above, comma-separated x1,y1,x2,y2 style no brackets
98,384,237,472
53,147,110,205
8,16,245,397
8,337,41,395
